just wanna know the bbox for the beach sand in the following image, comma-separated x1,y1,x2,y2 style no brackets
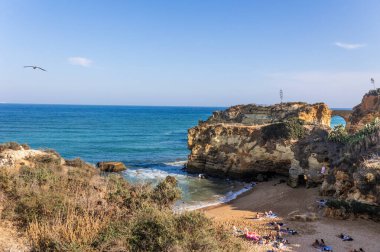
199,180,380,252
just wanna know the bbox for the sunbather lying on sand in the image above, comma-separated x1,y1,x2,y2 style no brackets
338,233,353,241
285,227,298,235
268,221,284,226
312,239,333,251
244,228,260,241
265,211,277,218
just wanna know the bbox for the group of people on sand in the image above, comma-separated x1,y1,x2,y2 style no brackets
233,211,299,251
312,233,359,251
234,210,365,252
350,249,365,252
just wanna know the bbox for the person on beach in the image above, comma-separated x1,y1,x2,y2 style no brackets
276,230,282,240
312,239,320,248
320,239,326,246
275,223,281,231
321,165,326,174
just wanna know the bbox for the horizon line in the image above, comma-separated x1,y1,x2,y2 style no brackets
0,102,226,108
0,102,352,110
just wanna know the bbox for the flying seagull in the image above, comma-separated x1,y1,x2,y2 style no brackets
24,65,47,71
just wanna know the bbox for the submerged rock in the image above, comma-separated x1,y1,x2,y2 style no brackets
97,161,127,172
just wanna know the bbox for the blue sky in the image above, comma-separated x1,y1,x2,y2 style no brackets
1,0,379,107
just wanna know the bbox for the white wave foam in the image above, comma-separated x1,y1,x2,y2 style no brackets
125,168,187,181
164,160,187,167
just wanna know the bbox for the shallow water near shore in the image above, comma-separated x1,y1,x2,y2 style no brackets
0,104,346,210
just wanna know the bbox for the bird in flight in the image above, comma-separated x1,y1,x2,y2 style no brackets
24,65,47,71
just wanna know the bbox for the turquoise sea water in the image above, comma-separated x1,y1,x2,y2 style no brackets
0,104,346,209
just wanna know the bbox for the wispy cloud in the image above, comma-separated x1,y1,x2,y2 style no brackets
68,57,93,67
334,42,366,50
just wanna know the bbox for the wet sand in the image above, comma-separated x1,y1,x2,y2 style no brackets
199,180,380,252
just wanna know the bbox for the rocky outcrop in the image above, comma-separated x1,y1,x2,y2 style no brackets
96,161,127,172
187,103,332,185
0,143,96,173
348,89,380,132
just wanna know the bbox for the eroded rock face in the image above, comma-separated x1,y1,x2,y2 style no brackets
187,103,332,184
348,89,380,132
321,131,380,206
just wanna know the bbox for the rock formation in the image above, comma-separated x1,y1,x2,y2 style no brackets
187,89,380,197
321,124,380,206
319,89,380,207
187,102,332,186
348,89,380,132
321,155,380,206
96,161,127,172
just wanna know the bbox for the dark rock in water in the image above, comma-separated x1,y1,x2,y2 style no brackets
97,161,127,172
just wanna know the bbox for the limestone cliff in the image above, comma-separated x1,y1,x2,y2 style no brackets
321,126,380,206
348,89,380,132
187,102,332,185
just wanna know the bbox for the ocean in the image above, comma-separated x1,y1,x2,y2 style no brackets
0,104,346,210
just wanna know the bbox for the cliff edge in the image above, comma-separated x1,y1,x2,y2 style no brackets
348,89,380,132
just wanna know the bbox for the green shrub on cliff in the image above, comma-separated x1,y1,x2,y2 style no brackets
328,118,380,144
326,199,380,219
367,88,380,96
152,175,181,208
328,125,349,143
262,118,305,141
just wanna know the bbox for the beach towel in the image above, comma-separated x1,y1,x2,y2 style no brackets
322,245,333,251
245,232,260,241
268,215,277,218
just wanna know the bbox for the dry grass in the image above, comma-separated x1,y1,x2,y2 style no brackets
0,155,242,251
27,208,108,251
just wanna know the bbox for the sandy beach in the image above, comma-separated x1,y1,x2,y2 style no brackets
199,180,380,252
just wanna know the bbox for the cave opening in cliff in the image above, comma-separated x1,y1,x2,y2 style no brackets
298,175,306,186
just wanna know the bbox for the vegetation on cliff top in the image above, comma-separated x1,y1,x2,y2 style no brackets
0,146,241,252
328,118,380,144
0,142,30,152
367,88,380,96
261,118,306,141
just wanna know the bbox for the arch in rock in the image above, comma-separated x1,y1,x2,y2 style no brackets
331,110,352,126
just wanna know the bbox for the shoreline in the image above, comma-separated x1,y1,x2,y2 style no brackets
175,182,255,212
198,183,256,212
199,179,380,252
